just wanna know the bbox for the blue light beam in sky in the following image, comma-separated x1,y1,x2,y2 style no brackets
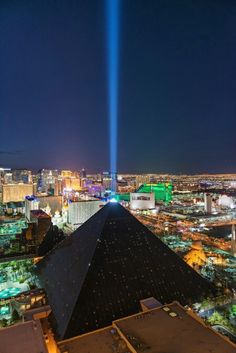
107,0,119,181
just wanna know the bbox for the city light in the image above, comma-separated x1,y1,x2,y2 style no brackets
106,0,120,190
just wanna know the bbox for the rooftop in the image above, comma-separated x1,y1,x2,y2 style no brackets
114,301,236,353
58,326,130,353
0,320,48,353
58,301,236,353
30,210,51,219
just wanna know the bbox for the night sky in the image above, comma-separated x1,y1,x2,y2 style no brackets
1,0,236,173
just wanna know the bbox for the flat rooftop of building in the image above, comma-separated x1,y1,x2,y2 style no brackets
58,326,130,353
57,301,236,353
0,320,48,353
30,209,51,218
114,301,236,353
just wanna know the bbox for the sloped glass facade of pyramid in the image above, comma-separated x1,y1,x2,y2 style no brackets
35,203,216,339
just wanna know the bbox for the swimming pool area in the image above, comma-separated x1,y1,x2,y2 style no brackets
0,305,10,315
0,219,27,235
0,287,21,299
0,259,39,302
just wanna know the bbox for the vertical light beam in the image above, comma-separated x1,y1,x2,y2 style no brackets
107,0,119,192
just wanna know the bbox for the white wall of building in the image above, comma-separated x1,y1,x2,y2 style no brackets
130,193,155,210
25,198,39,221
218,195,235,209
68,200,101,226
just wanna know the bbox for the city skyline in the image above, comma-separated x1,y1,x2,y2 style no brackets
1,1,236,172
1,1,236,351
0,153,236,349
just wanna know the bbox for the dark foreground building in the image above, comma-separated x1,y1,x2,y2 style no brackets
36,203,215,339
57,302,236,353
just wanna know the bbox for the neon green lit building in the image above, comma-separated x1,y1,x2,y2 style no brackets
137,183,172,202
114,193,130,202
114,183,172,203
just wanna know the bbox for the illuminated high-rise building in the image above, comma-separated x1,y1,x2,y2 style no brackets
2,183,34,203
54,179,62,196
0,167,11,185
61,170,73,178
101,171,112,190
62,177,81,191
101,171,117,192
68,199,101,227
81,168,86,179
54,179,59,196
37,169,59,193
4,172,13,184
110,171,117,193
12,169,32,183
204,193,212,214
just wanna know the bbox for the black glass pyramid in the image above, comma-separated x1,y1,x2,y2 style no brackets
36,203,215,339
